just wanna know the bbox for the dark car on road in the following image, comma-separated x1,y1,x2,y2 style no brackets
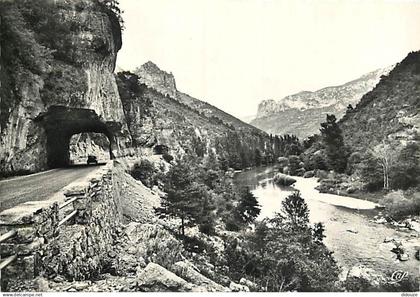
87,155,98,165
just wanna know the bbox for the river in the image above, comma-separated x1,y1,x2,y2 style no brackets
234,165,419,279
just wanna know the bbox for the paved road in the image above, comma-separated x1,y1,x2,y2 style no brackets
0,164,105,212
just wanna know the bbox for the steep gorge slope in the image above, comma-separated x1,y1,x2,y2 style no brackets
134,62,260,132
117,68,278,169
339,51,420,151
251,67,392,138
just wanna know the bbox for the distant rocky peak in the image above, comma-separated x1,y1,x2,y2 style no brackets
256,66,393,119
134,61,177,98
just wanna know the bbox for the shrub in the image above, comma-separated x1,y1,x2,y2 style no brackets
277,157,289,168
225,218,241,231
182,236,208,254
162,153,174,163
380,191,420,219
130,159,156,188
346,152,363,175
296,168,306,176
303,171,315,178
288,155,302,175
154,144,169,155
199,222,216,235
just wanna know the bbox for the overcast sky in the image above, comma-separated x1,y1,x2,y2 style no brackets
116,0,420,118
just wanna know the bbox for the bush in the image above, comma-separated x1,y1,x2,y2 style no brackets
162,153,174,163
380,191,420,219
182,236,208,254
154,144,169,155
296,168,306,176
303,170,315,178
225,218,241,231
277,157,289,168
346,152,363,175
199,222,216,235
288,155,302,175
130,159,156,187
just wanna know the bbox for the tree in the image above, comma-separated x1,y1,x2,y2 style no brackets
281,191,309,227
372,141,399,191
312,222,326,243
360,152,384,191
224,191,340,292
236,187,261,224
391,142,420,190
197,194,216,235
255,148,262,166
156,159,206,236
130,159,155,188
320,114,348,173
288,155,302,175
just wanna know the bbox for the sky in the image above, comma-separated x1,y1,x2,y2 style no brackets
116,0,420,119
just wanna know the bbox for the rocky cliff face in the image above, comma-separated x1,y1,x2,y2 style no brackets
116,61,290,169
339,51,420,151
251,67,392,138
116,68,278,169
0,0,128,174
134,61,177,98
134,62,259,132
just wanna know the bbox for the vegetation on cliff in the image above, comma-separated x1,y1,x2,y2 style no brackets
299,52,420,220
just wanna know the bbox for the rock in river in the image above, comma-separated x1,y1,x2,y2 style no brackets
273,173,296,186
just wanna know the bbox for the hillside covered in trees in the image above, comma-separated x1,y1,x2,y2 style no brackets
297,51,420,220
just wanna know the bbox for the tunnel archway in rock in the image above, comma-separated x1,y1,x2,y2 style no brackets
69,132,111,165
35,106,118,168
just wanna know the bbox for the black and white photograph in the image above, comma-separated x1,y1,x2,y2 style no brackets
0,0,419,294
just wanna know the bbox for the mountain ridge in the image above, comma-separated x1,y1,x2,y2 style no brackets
251,66,393,138
134,61,263,133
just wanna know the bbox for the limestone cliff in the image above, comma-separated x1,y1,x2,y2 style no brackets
134,61,177,98
0,0,278,175
251,67,392,138
116,70,278,169
0,0,129,174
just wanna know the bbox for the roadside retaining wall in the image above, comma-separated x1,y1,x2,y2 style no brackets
0,162,122,288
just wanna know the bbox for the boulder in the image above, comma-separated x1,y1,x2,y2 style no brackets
229,281,249,292
346,186,357,194
35,277,50,292
303,171,315,178
383,237,395,243
136,263,193,292
239,278,258,291
171,261,229,292
399,253,409,261
374,217,387,224
273,173,296,186
406,220,420,232
345,265,384,289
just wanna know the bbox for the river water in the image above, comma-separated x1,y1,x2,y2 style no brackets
234,165,419,279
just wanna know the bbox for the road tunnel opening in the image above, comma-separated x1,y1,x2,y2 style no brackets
35,106,117,168
69,132,111,165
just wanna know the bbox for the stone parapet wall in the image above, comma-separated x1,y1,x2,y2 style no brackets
0,162,122,288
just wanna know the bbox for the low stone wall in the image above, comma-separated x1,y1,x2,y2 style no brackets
0,162,122,289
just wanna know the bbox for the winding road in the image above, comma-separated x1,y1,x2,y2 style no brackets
0,164,105,212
